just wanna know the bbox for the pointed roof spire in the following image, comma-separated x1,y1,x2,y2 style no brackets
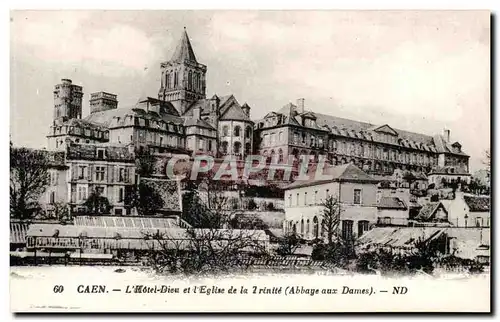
170,27,198,63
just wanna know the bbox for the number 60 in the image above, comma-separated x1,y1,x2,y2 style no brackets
53,285,64,293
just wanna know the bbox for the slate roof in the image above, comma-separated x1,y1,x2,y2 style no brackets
464,195,490,212
433,134,469,156
220,103,252,122
415,202,448,221
261,103,467,155
285,164,379,190
183,117,215,130
84,98,184,128
66,142,135,162
65,118,107,130
182,94,252,123
377,197,407,210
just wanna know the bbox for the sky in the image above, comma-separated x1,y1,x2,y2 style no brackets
9,10,490,172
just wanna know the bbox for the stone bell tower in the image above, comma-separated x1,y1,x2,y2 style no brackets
158,28,207,115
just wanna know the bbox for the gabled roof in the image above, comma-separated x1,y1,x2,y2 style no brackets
369,124,398,136
170,28,198,63
377,197,407,210
218,95,233,108
415,202,448,221
464,195,490,212
183,117,215,130
220,103,251,122
432,134,469,157
285,164,379,190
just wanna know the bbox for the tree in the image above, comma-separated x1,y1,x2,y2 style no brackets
131,181,165,217
469,177,488,195
82,189,112,215
144,227,268,275
135,147,156,177
276,232,301,256
10,147,50,220
229,213,268,230
483,149,490,174
247,198,257,210
320,195,342,245
39,202,71,222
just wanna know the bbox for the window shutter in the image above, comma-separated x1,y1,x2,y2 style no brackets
107,165,113,183
72,165,77,180
86,165,92,181
71,184,76,203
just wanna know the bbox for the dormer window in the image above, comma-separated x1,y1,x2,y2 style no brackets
97,148,106,160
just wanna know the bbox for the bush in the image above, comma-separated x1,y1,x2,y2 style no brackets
247,199,257,210
312,241,356,268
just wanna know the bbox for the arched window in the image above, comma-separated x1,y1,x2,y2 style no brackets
234,142,242,154
222,125,229,136
245,143,251,155
174,71,178,87
188,71,193,90
278,149,283,162
245,126,252,138
306,219,310,237
300,219,304,236
279,131,283,142
221,141,228,154
313,216,319,239
234,126,241,137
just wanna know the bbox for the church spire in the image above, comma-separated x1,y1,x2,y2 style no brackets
170,27,198,63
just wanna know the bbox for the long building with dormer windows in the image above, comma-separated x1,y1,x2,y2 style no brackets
253,98,470,180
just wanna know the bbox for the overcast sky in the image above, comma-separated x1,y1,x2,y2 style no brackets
10,10,490,172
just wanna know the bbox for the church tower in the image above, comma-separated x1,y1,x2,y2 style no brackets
53,79,83,123
158,28,207,115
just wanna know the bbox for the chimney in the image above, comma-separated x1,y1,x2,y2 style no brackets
443,129,450,142
296,98,305,114
193,107,201,120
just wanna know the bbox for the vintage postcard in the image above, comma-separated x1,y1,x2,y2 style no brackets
9,10,491,312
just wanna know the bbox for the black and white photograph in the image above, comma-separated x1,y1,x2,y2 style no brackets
8,9,491,312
